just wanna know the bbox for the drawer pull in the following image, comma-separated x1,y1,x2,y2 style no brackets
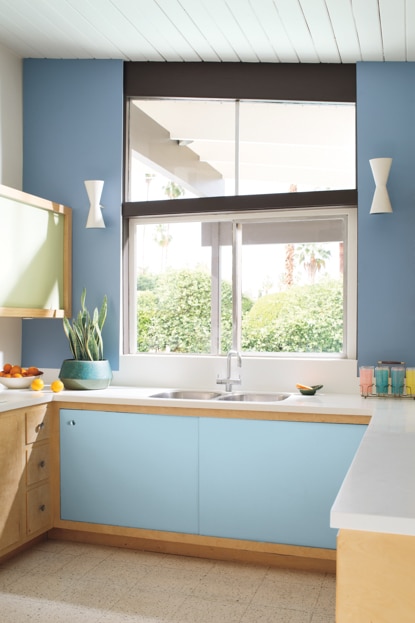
68,420,76,426
36,422,45,432
39,460,46,468
39,504,46,512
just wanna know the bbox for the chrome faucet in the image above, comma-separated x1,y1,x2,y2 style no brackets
217,350,242,392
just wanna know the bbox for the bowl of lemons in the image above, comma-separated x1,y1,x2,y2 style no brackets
0,364,43,389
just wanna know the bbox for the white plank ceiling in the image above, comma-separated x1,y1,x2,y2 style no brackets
0,0,411,63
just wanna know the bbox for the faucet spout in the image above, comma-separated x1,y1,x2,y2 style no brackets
227,350,241,376
217,350,242,392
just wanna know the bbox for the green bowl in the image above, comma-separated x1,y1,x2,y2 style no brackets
299,384,323,396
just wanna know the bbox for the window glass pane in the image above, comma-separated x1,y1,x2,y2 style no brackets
129,99,235,201
240,220,344,354
238,101,355,195
127,99,355,201
132,214,346,356
134,220,230,353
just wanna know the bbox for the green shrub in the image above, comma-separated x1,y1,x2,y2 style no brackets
242,279,343,353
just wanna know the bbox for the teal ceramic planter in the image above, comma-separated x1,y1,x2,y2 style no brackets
59,359,112,390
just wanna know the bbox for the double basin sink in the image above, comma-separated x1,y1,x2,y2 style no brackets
150,390,289,403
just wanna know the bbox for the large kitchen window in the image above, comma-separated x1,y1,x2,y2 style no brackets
128,209,356,357
123,63,357,358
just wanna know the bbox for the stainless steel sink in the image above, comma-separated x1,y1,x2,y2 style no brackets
150,390,224,400
150,389,290,403
216,392,290,402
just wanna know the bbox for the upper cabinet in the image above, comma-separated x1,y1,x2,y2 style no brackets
0,184,72,318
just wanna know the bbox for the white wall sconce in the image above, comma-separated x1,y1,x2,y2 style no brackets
84,180,105,228
369,158,393,214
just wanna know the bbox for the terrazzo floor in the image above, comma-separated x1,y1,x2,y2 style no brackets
0,540,335,622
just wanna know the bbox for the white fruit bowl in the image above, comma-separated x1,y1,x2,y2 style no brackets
0,373,43,389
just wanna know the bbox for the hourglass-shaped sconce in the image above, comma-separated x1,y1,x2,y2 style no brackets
85,180,105,228
369,158,392,214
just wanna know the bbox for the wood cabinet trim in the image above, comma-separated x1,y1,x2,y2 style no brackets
55,401,370,424
0,184,72,318
49,525,336,573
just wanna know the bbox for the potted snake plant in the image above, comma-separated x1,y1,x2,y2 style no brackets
59,288,112,390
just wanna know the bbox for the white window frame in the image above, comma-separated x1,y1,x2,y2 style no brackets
128,206,356,359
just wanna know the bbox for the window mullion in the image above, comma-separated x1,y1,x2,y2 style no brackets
235,100,240,196
232,222,242,352
210,223,221,354
128,221,138,354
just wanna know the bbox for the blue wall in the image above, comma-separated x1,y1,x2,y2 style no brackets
20,60,415,372
357,63,415,367
22,60,123,370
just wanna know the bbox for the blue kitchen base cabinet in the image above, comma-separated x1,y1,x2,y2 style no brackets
60,409,199,533
199,418,366,549
60,408,366,551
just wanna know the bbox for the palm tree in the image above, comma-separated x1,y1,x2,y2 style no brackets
154,224,172,271
163,181,184,200
283,184,298,288
295,243,331,284
145,173,156,200
284,244,295,287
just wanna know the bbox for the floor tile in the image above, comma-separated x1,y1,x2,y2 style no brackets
252,576,321,611
0,540,337,623
106,547,165,568
136,564,209,596
315,584,336,611
263,566,326,587
0,567,30,589
58,576,128,611
191,560,268,604
83,557,151,590
240,602,312,622
310,613,335,623
51,553,104,581
110,587,186,620
158,552,216,572
172,595,248,623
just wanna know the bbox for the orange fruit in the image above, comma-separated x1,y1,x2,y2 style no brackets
12,373,22,378
31,378,44,391
10,365,21,375
3,363,12,374
27,366,40,376
51,379,64,393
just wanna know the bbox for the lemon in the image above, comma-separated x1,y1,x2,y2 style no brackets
31,378,45,391
51,379,64,393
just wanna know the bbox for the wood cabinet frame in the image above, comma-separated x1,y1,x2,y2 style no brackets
0,184,72,318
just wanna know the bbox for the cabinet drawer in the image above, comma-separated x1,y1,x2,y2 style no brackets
26,443,50,486
27,483,51,535
26,405,50,444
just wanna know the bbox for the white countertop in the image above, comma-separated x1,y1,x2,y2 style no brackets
1,384,414,538
0,385,372,415
330,396,415,537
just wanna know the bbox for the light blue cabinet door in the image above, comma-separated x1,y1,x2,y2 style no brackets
199,418,366,549
60,409,199,533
